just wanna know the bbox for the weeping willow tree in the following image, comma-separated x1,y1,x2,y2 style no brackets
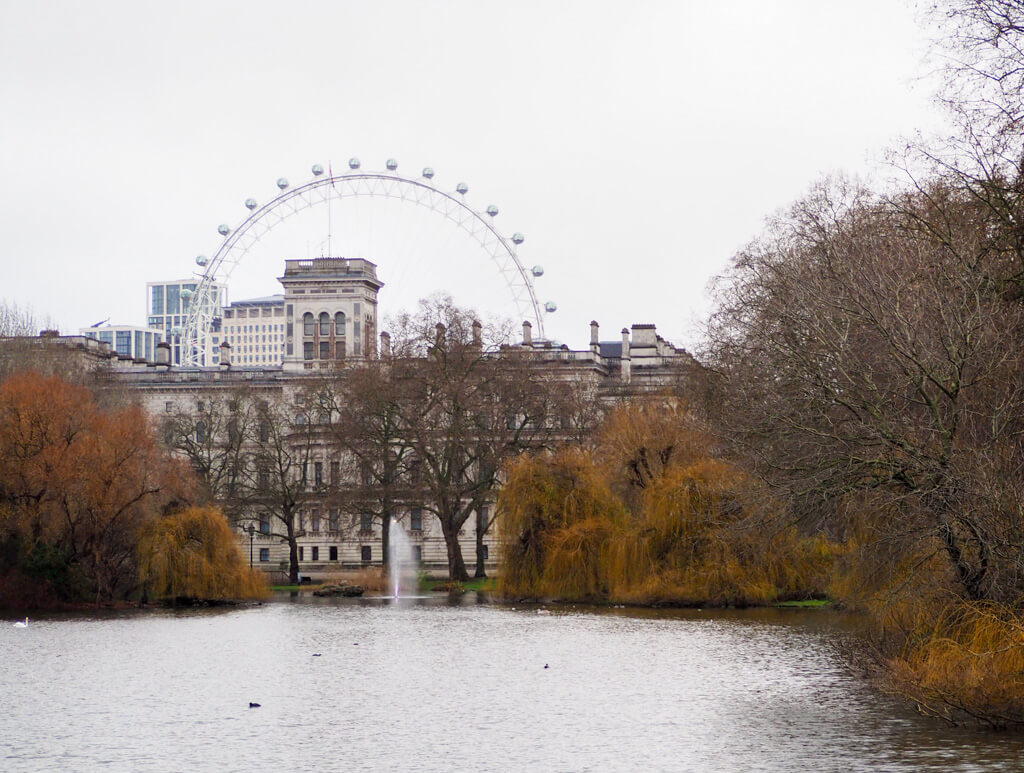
498,404,835,605
138,507,267,602
499,447,626,600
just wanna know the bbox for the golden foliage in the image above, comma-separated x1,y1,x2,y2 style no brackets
138,506,267,602
885,599,1024,728
498,448,626,599
498,406,835,605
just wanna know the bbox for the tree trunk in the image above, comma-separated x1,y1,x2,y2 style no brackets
286,517,300,585
441,519,470,581
381,510,391,569
474,509,487,579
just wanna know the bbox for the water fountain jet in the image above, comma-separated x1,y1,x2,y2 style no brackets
388,522,414,599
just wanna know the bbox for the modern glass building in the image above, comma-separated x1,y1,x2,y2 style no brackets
147,279,226,365
79,324,164,361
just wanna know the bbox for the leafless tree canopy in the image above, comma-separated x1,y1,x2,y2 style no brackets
0,299,50,338
704,176,1024,602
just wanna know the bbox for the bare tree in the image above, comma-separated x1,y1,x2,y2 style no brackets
242,390,322,585
161,389,254,521
0,299,50,337
317,362,415,569
386,298,564,581
704,178,1024,601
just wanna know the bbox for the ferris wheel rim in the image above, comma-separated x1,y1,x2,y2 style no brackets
183,166,545,366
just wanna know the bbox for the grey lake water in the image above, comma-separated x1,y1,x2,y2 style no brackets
3,595,1024,773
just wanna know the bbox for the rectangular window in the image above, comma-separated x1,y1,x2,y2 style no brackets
360,512,372,532
114,330,131,357
298,546,304,561
314,462,323,487
319,341,330,360
329,509,339,531
303,342,314,360
259,548,270,562
167,284,180,315
412,545,422,562
330,461,339,485
259,517,270,534
329,546,338,561
361,545,372,562
311,546,319,561
481,544,489,560
410,508,422,532
151,285,164,315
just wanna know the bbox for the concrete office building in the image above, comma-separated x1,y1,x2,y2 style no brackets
221,294,286,367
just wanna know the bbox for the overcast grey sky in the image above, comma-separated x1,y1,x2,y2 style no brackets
1,1,943,349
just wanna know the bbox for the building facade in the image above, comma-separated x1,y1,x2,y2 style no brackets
11,257,694,580
221,294,286,367
278,257,382,371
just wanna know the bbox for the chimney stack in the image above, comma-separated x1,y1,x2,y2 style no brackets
522,320,532,347
219,340,231,370
620,328,631,384
156,341,171,371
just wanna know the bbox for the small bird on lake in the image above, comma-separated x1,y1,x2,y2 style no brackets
544,664,549,669
13,617,28,628
249,702,261,708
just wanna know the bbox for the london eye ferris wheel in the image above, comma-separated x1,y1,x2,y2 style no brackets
181,159,554,367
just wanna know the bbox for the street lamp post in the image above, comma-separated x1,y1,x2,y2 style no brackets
246,524,256,568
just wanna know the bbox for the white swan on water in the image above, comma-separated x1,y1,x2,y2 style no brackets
13,617,28,628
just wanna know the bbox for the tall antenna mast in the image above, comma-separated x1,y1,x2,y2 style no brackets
327,160,333,257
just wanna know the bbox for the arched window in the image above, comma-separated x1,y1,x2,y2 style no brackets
303,312,314,336
334,311,346,336
319,312,330,336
